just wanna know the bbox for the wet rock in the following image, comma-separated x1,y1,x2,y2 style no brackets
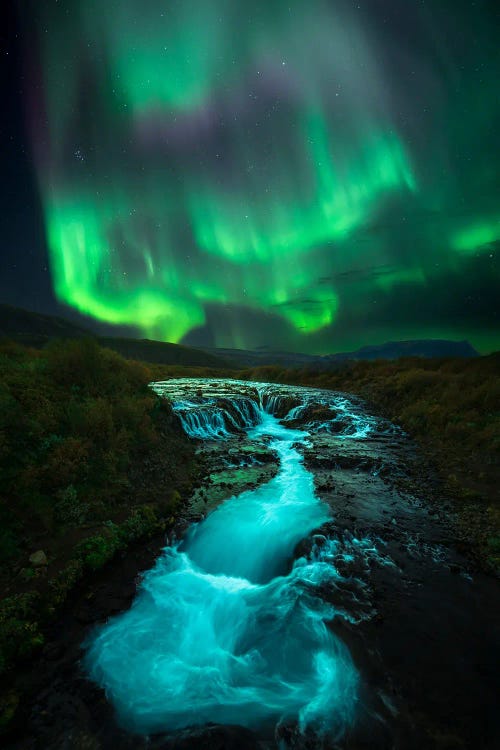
42,643,64,661
29,550,48,566
157,724,259,749
261,394,302,418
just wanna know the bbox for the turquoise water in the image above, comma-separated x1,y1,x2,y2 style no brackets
84,391,360,740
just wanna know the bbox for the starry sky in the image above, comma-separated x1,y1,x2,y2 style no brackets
3,0,499,353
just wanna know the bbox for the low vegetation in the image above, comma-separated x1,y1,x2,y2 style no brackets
238,354,500,571
0,338,197,687
1,339,498,730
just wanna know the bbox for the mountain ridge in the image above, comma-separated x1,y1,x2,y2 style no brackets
0,303,480,368
0,304,232,369
202,339,479,369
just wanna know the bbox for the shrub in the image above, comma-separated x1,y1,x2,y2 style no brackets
76,528,124,571
0,593,43,674
54,484,89,526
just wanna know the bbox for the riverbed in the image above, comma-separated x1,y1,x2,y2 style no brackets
83,379,500,749
7,379,499,750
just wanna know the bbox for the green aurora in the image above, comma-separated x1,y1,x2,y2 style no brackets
22,0,500,352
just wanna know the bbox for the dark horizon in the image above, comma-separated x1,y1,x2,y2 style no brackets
0,300,490,364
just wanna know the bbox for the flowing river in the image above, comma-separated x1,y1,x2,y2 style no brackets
82,379,500,749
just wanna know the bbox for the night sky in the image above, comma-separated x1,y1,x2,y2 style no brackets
2,0,499,353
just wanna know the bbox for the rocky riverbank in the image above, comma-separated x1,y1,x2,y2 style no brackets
3,379,499,749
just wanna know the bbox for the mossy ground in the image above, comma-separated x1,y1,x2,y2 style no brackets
0,339,198,724
234,354,500,573
1,343,498,734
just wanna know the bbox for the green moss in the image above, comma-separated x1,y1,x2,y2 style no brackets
0,505,170,680
486,536,500,553
0,593,43,674
77,532,123,571
0,690,19,731
120,505,162,541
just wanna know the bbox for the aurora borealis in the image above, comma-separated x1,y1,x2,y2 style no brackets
15,0,500,352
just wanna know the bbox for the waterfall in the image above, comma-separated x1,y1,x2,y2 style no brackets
175,406,230,439
150,378,387,441
83,379,396,744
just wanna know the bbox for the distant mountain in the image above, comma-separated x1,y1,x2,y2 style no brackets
0,303,89,341
97,336,232,368
325,339,479,362
200,347,320,369
0,304,232,369
0,304,479,369
204,339,479,369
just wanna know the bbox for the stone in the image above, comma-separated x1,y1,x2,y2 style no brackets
29,550,48,566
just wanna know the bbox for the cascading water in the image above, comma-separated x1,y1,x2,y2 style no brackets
83,379,386,743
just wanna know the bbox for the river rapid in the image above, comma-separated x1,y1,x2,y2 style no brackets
82,379,499,750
